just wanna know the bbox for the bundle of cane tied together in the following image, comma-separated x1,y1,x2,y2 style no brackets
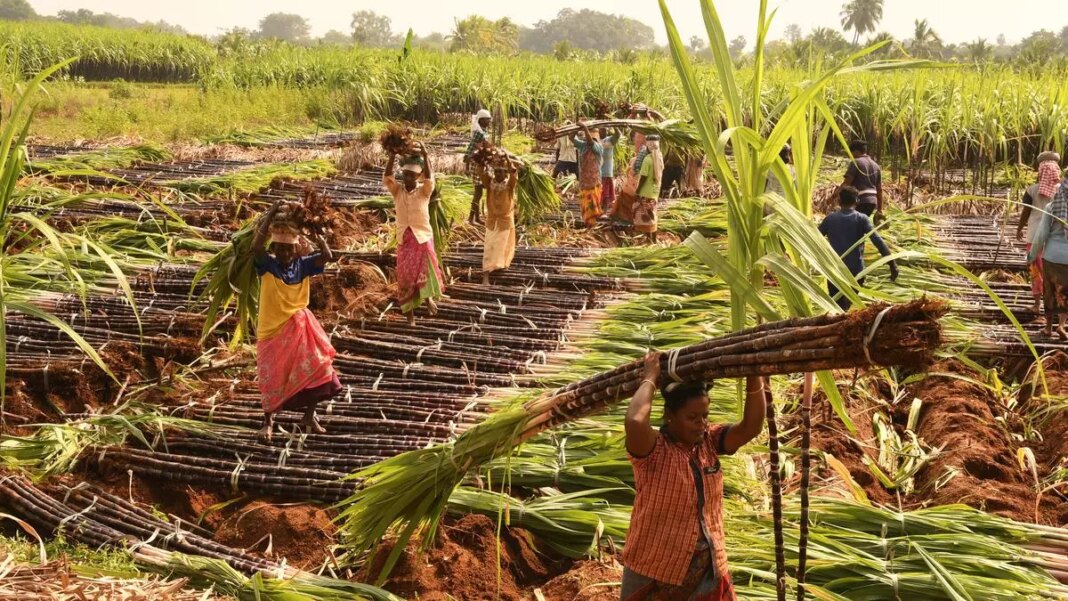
520,298,946,435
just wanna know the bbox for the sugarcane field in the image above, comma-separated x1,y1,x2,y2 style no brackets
3,0,1068,599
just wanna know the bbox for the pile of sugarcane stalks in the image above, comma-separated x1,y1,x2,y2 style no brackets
947,279,1039,323
964,323,1068,362
78,159,259,187
258,170,388,206
94,447,358,503
927,214,1028,273
0,475,278,572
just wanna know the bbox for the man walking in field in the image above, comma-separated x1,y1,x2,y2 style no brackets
464,109,491,224
818,186,899,310
838,140,884,223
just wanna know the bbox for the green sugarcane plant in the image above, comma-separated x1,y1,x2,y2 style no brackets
0,58,150,429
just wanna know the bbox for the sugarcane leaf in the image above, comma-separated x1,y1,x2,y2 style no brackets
913,541,975,601
682,232,779,321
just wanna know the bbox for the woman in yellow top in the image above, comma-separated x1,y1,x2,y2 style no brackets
480,156,520,284
253,200,340,442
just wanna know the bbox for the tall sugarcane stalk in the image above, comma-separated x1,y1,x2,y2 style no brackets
797,371,814,600
765,384,786,601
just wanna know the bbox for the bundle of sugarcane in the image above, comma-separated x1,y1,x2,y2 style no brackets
467,140,500,167
336,299,948,579
280,187,341,238
532,118,703,154
377,124,414,155
192,217,260,347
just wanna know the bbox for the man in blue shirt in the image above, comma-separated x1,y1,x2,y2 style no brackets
818,186,899,310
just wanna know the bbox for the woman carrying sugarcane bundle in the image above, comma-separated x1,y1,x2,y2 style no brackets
622,352,766,600
480,154,520,284
253,201,341,442
1028,173,1068,340
573,120,606,226
633,135,665,242
384,143,444,325
464,109,492,224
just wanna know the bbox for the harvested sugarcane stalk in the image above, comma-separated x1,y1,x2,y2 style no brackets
797,372,814,601
533,118,703,153
336,299,948,579
765,385,786,601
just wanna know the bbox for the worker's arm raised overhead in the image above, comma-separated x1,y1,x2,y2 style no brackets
625,352,662,458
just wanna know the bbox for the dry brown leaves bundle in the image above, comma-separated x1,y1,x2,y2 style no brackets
0,554,225,600
378,124,414,155
276,188,342,238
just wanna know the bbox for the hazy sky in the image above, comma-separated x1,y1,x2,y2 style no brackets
27,1,1068,47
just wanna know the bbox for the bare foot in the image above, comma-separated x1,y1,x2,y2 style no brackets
303,411,327,435
1042,326,1053,338
427,297,439,316
1058,327,1068,341
258,424,274,443
407,312,416,326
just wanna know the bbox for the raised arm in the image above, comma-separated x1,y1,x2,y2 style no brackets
625,352,661,457
313,233,333,267
252,200,284,258
384,151,397,184
721,376,766,453
417,142,432,181
1017,189,1034,241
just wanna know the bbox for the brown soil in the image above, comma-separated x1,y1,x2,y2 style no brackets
82,469,228,529
908,362,1054,523
213,501,337,569
796,381,895,506
537,559,622,601
367,514,567,601
309,262,391,319
1019,353,1068,525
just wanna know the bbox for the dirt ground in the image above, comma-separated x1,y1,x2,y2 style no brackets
213,500,338,570
365,514,572,601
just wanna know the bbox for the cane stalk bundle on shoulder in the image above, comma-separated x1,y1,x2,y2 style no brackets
534,118,703,154
336,298,948,579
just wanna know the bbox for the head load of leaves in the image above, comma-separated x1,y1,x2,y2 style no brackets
378,124,414,155
273,187,341,237
470,141,509,168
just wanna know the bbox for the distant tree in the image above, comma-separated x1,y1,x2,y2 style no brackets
808,27,848,54
257,13,310,43
728,35,747,60
963,38,993,63
909,19,942,58
351,10,394,47
217,27,253,57
866,32,898,58
518,9,654,54
689,35,706,53
997,33,1007,47
449,15,518,54
320,30,351,46
0,0,36,21
1017,30,1060,67
840,0,883,45
415,32,448,52
1060,25,1068,51
784,24,803,44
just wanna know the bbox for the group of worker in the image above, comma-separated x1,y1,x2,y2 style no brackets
240,108,1068,601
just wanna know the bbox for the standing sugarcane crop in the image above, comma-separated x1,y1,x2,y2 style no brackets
621,351,765,601
573,120,606,226
384,142,444,325
480,154,521,284
252,201,341,442
464,109,491,224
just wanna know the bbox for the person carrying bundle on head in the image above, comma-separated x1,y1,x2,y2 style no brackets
1017,153,1060,315
252,201,341,442
1028,166,1068,340
818,186,899,311
384,142,444,325
838,140,884,223
573,120,606,226
660,144,686,199
480,153,520,284
464,109,492,224
621,352,766,601
597,126,621,212
633,134,665,243
552,120,579,179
